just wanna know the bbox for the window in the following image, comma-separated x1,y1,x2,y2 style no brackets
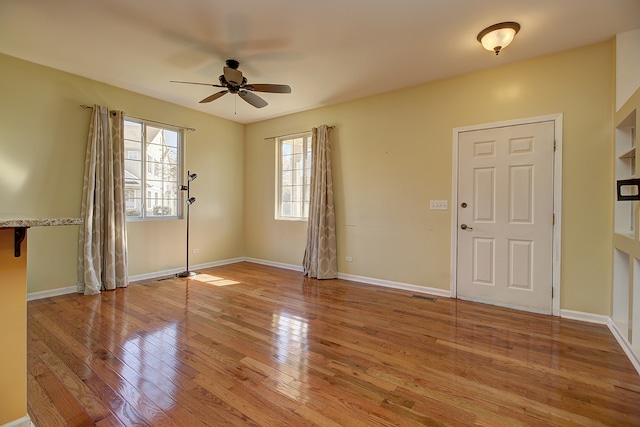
124,119,183,219
276,133,312,220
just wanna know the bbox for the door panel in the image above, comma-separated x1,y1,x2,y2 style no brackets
457,121,554,313
474,168,495,222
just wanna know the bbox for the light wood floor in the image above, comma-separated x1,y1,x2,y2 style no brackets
27,262,640,426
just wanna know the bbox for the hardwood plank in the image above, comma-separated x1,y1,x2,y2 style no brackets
27,372,68,427
28,262,640,426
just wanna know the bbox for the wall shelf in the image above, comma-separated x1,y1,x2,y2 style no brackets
613,107,638,350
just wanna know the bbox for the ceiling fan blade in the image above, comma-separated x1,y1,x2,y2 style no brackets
223,67,243,85
170,80,225,88
199,90,228,103
246,83,292,94
239,90,268,108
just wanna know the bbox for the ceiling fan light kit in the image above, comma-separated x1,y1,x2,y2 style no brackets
171,59,291,109
477,22,520,55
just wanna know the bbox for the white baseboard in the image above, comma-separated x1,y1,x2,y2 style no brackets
608,318,640,375
337,272,451,298
128,257,246,282
27,285,77,301
561,310,640,376
243,257,303,272
243,258,451,298
1,415,32,427
27,256,449,301
26,258,247,301
559,309,610,324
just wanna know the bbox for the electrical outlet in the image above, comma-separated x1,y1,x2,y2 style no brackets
429,200,448,210
345,256,353,262
192,248,200,254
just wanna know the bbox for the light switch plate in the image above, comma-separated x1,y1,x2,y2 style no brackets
429,200,448,210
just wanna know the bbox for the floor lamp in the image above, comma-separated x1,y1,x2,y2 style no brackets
177,171,197,278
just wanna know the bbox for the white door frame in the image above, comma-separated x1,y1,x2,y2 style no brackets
450,114,563,316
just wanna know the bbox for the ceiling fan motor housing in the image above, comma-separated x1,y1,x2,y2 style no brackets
172,59,291,109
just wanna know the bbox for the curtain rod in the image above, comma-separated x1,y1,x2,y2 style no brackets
80,104,196,131
263,126,335,141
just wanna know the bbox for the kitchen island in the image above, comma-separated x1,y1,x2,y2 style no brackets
0,218,82,427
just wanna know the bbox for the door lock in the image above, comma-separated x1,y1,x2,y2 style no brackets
460,224,473,230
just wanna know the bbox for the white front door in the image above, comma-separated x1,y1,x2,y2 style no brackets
456,121,555,313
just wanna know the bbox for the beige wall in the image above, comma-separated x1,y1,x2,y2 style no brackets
0,41,616,315
0,53,245,293
245,41,614,315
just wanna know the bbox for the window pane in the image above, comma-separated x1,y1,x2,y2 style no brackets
164,130,179,148
294,167,303,185
149,199,176,217
293,139,303,154
282,186,292,202
125,118,183,221
282,171,292,186
282,202,292,217
166,146,178,164
163,181,178,199
278,134,312,219
163,163,178,182
146,126,162,143
282,155,292,171
292,185,302,202
124,121,142,141
126,198,142,217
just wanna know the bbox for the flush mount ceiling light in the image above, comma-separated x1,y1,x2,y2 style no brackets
477,22,521,55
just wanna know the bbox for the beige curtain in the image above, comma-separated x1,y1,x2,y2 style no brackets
303,125,338,279
77,105,128,295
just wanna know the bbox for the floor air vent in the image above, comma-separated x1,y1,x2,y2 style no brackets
412,295,437,302
157,276,174,281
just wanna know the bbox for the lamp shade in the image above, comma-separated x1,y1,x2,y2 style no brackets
477,22,520,55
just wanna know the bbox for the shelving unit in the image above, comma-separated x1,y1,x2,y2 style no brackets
613,103,639,357
615,111,636,236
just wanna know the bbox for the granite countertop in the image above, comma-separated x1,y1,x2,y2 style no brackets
0,218,83,228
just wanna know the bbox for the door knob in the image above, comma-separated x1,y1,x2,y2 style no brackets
460,224,473,230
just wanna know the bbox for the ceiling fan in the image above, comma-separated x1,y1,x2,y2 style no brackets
171,59,291,108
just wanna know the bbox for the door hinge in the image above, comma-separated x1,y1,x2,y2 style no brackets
552,287,554,298
553,141,557,151
552,213,555,225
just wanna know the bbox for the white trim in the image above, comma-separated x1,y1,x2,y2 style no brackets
28,258,450,302
552,114,563,316
27,258,246,300
128,257,246,282
244,257,450,297
561,310,640,376
1,415,32,427
27,285,77,301
459,296,550,315
608,317,640,375
560,309,609,324
451,114,563,316
243,257,304,272
338,272,451,298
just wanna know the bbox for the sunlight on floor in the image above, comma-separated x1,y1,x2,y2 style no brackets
191,273,240,287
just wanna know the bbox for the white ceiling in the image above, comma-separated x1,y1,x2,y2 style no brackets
1,0,639,124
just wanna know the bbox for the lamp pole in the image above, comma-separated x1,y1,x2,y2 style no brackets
177,170,197,278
